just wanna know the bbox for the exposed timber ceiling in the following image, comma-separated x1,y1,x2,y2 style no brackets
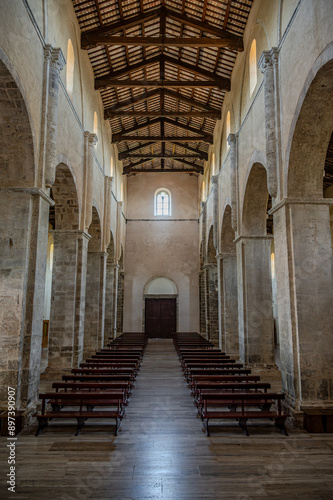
72,0,253,175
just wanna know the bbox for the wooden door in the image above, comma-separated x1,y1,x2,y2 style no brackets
145,298,176,338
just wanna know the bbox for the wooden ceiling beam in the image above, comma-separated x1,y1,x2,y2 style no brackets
112,117,161,141
123,167,203,174
83,35,242,50
163,117,213,139
165,7,243,51
170,142,208,160
162,54,229,84
104,89,160,117
81,7,161,45
112,135,213,144
162,89,219,114
118,141,156,159
96,55,161,81
106,110,220,118
96,79,229,90
121,153,205,159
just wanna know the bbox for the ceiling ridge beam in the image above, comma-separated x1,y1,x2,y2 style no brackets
118,141,156,159
96,79,229,90
112,135,213,144
123,167,203,174
83,35,243,50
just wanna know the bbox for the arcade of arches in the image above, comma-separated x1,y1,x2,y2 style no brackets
0,0,333,442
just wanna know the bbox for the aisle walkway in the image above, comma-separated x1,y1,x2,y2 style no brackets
1,340,333,499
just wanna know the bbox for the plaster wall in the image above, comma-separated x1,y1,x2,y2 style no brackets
124,173,199,332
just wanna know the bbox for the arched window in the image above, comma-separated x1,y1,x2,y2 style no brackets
249,39,257,96
212,153,216,175
226,111,231,148
93,111,98,147
66,39,74,98
202,181,206,202
154,188,171,216
110,156,114,177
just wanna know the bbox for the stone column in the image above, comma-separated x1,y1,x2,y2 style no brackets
112,264,119,339
228,133,238,230
116,270,124,336
48,230,88,370
82,132,98,232
72,232,90,367
83,251,106,357
0,188,51,410
218,253,239,357
272,199,333,412
43,45,65,188
105,262,116,340
236,235,275,366
199,269,206,337
217,254,224,350
258,47,280,199
204,263,219,346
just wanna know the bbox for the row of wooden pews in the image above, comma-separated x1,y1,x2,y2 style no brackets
173,332,289,437
34,333,147,436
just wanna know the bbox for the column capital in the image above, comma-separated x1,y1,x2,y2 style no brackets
51,229,92,241
227,133,238,147
269,197,333,215
84,131,98,147
234,234,274,244
44,44,65,72
216,252,236,260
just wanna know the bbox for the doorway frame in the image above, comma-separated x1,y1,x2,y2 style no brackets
142,294,179,333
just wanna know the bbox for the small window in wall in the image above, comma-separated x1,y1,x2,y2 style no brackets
93,111,98,138
110,156,114,177
155,188,171,216
66,39,74,98
212,153,216,175
249,39,257,96
202,181,206,202
226,111,231,148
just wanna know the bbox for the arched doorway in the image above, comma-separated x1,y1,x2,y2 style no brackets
143,277,178,338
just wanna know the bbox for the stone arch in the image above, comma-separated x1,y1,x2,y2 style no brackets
0,55,46,408
242,162,269,236
0,53,36,186
221,205,236,254
286,44,333,199
88,204,102,252
206,225,216,263
51,162,80,230
144,276,178,295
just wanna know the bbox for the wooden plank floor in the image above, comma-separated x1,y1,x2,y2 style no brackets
1,339,333,499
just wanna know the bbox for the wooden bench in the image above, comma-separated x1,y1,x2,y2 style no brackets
191,375,261,395
186,367,251,382
34,392,125,436
52,381,131,399
62,373,133,384
199,392,288,436
71,368,136,381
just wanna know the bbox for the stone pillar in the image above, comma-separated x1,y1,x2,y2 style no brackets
236,235,275,365
204,263,219,346
82,132,98,232
104,262,116,339
72,232,90,367
199,269,206,337
116,270,124,336
272,199,333,411
84,251,106,357
218,253,239,357
0,188,51,410
258,47,280,199
48,230,88,370
112,264,119,339
228,133,238,230
43,45,65,188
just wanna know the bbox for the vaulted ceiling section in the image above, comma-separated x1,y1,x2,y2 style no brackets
72,0,253,175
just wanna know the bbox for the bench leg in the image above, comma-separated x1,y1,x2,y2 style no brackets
114,417,121,436
75,417,85,436
275,417,288,436
203,418,210,437
35,417,49,436
239,418,249,436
